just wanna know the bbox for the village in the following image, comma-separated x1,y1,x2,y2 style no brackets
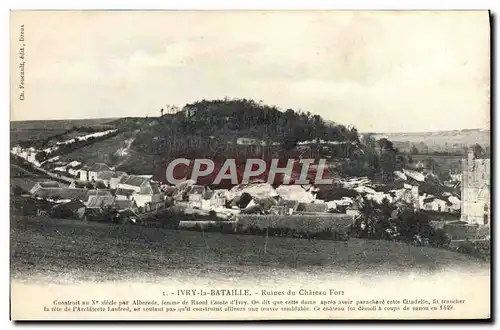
10,124,489,241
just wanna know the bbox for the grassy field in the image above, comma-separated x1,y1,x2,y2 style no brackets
10,118,117,144
57,131,136,165
10,215,488,283
371,129,490,153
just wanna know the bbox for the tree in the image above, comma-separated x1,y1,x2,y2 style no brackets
410,144,419,154
237,192,253,209
35,151,48,162
377,138,394,154
424,157,438,172
471,143,485,158
12,186,23,196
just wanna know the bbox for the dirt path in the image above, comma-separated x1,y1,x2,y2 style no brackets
114,137,136,168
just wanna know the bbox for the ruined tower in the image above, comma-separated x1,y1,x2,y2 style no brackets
460,148,491,226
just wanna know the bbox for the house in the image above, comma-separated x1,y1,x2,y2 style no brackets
85,190,113,205
116,175,163,210
68,164,83,177
278,199,300,215
115,187,136,200
109,171,128,189
422,197,450,212
53,163,68,172
296,202,329,213
414,160,425,169
86,195,115,209
79,165,91,181
269,205,286,215
236,137,267,146
67,160,81,168
32,187,89,202
95,171,124,188
30,181,61,194
201,190,225,211
87,163,114,182
113,198,138,213
80,163,114,182
67,161,82,176
51,200,86,219
11,145,22,154
346,205,360,217
188,185,206,209
68,180,93,189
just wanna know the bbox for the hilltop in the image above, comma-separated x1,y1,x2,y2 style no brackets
130,98,360,157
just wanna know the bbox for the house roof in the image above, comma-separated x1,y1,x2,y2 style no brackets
190,185,205,195
86,190,113,199
116,188,135,197
269,205,285,214
96,171,115,181
38,181,61,188
70,181,93,189
69,164,83,171
296,202,328,213
119,209,138,218
67,161,82,168
150,182,161,194
86,195,115,208
89,163,113,172
57,199,86,211
114,199,137,210
34,188,88,201
119,175,149,187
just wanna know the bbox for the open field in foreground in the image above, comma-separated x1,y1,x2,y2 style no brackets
10,215,489,284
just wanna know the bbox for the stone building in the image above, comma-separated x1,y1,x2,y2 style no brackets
460,148,491,226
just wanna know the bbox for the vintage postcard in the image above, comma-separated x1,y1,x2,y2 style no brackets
9,10,491,320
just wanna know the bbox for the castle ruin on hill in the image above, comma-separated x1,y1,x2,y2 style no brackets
460,148,491,226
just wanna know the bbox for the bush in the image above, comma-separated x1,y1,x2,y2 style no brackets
455,239,490,261
428,228,451,248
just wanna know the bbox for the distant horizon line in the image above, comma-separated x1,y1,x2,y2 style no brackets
9,116,490,134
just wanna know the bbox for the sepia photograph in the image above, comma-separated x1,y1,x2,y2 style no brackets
9,10,491,320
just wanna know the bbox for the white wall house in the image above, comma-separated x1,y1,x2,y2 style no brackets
201,190,226,211
116,175,163,210
188,185,205,209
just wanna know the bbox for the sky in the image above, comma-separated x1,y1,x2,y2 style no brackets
10,10,490,132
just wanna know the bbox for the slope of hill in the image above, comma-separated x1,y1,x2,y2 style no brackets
370,129,490,154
